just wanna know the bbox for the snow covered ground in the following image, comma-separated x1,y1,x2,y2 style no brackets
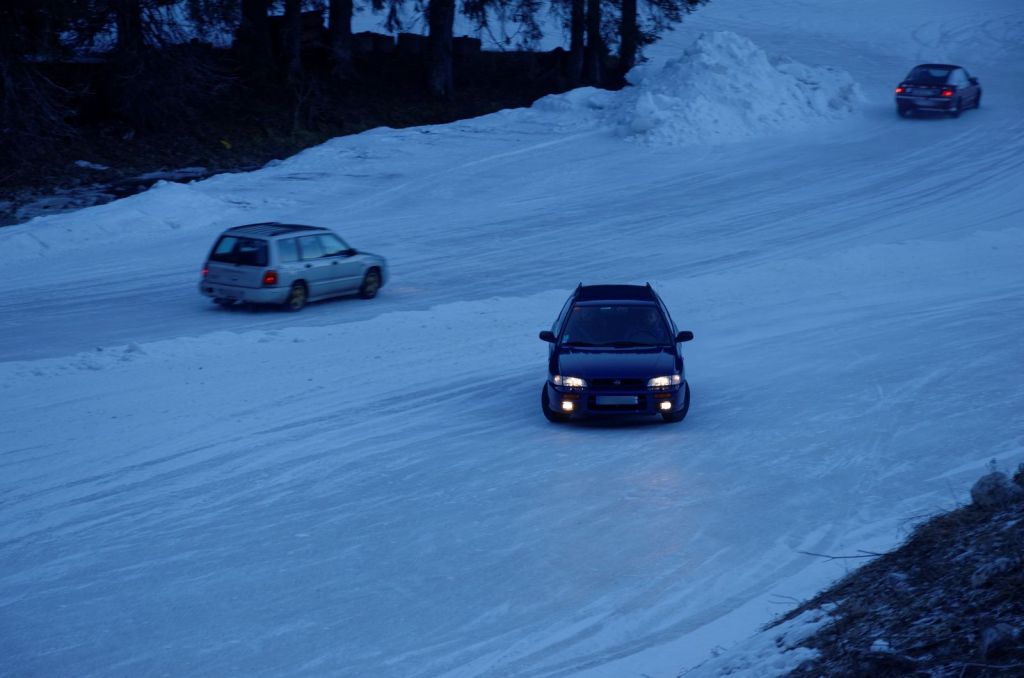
2,0,1023,676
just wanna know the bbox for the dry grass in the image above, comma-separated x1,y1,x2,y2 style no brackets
778,498,1024,677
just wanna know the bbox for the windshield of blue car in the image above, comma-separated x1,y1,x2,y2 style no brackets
905,66,952,84
561,304,672,347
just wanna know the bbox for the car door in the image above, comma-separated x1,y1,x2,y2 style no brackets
960,68,979,104
549,295,574,357
317,233,364,294
276,236,303,285
950,69,972,106
297,235,334,298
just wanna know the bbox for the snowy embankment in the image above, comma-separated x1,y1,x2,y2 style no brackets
0,30,858,262
3,2,1024,677
535,31,863,145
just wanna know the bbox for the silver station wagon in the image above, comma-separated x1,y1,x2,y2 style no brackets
199,222,387,311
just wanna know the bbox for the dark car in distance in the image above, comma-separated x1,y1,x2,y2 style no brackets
539,284,694,424
895,64,981,118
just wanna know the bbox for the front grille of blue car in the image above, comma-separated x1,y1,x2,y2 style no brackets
589,378,646,391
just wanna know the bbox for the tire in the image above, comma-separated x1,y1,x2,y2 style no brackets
359,268,382,300
285,282,307,311
541,385,570,423
949,98,962,118
897,106,911,118
661,382,691,423
975,91,982,109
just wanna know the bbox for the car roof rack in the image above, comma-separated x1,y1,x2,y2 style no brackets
575,284,657,302
226,222,326,237
226,221,278,231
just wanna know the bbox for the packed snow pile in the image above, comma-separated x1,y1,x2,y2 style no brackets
621,31,864,143
535,31,864,145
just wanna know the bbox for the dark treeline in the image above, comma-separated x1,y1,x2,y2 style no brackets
0,0,707,188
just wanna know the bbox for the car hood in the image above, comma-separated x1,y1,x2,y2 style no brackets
357,250,386,264
555,347,676,380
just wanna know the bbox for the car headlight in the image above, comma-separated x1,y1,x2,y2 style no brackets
647,375,681,389
553,375,587,389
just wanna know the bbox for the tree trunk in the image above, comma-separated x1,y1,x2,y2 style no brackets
284,0,302,82
618,0,638,78
583,0,604,86
428,0,455,99
328,0,355,79
568,0,584,84
239,0,272,76
115,0,144,53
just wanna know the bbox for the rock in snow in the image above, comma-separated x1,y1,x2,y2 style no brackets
971,472,1024,510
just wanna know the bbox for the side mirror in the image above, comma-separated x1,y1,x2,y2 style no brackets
343,248,358,257
675,330,694,343
969,77,979,85
539,330,556,343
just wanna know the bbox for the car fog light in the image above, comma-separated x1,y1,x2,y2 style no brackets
562,400,575,412
659,401,672,411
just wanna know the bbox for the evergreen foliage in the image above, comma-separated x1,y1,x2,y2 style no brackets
0,0,708,182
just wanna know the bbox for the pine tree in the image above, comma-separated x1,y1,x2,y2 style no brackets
428,0,456,98
238,0,273,77
283,0,303,82
328,0,356,79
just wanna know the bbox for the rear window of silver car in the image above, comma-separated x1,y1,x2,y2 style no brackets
209,236,268,267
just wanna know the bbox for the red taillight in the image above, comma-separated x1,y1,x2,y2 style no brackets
895,86,905,94
202,266,208,278
262,270,278,286
941,88,954,97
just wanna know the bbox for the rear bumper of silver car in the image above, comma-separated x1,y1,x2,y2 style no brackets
199,282,288,304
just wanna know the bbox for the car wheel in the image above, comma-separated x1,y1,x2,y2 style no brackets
975,91,982,109
213,297,236,308
359,268,381,299
661,382,691,423
541,386,571,423
897,106,911,118
949,98,962,118
285,282,307,311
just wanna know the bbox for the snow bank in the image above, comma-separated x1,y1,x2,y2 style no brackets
0,32,862,260
682,607,831,677
534,31,864,145
0,180,234,259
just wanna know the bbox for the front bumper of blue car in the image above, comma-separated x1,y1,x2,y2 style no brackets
545,381,686,418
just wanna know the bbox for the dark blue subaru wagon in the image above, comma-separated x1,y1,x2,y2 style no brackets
539,284,694,424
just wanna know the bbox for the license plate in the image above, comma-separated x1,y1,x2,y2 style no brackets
213,287,240,299
596,395,638,406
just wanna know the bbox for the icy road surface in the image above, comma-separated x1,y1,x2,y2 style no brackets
2,0,1023,676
